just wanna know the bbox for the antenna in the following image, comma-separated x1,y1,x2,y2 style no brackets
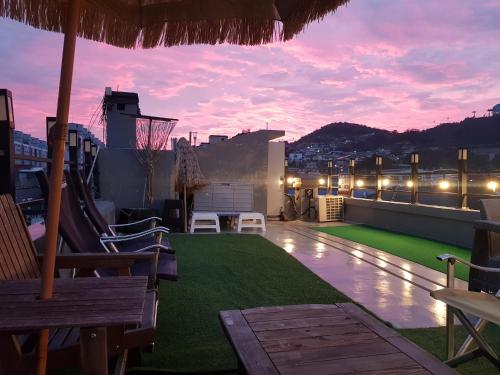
266,122,269,130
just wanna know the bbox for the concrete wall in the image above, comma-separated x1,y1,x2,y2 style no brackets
267,142,285,216
106,103,138,149
344,198,480,248
97,148,175,213
195,130,284,216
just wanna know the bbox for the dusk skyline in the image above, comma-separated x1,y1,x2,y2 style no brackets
1,0,500,144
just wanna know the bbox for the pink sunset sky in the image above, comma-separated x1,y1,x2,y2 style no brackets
1,0,500,144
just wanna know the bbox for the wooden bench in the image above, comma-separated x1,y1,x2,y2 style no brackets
220,303,456,375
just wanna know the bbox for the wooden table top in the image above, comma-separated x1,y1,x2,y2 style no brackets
220,303,456,375
0,276,148,331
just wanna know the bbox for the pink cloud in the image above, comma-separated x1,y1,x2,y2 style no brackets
1,0,500,144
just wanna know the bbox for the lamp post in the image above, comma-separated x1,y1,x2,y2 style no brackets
410,153,420,204
349,159,355,198
83,138,92,179
327,160,333,195
0,89,15,199
68,129,79,171
375,156,383,201
458,147,468,209
45,116,57,175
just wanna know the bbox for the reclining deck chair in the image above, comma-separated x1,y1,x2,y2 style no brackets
70,169,174,252
431,199,500,367
35,171,177,281
0,194,159,374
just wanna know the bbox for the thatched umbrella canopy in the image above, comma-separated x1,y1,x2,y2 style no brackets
175,137,206,231
175,138,206,191
1,0,349,48
0,0,349,373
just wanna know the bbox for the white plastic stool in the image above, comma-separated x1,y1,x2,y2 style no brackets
190,212,220,233
237,212,266,232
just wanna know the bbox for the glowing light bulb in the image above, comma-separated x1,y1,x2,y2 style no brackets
439,180,450,190
487,180,497,192
318,178,326,185
382,178,390,187
287,177,295,184
356,180,364,187
406,180,414,188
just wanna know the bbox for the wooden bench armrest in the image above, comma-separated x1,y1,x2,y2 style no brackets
37,252,158,270
474,220,500,234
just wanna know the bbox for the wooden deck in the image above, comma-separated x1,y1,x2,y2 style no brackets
220,303,456,374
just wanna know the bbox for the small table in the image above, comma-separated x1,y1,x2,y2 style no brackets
0,276,148,375
220,303,456,374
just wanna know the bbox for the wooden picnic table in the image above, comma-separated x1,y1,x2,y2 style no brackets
220,303,456,375
0,276,148,375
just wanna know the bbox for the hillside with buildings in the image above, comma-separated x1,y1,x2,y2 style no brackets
287,114,500,173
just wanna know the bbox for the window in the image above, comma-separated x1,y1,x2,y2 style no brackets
117,103,125,111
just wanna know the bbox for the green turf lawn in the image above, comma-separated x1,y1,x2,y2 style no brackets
134,234,499,375
141,234,348,372
314,224,471,281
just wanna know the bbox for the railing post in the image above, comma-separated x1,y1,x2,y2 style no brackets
458,147,468,209
349,159,355,198
91,144,100,198
410,153,420,204
0,89,16,200
68,129,79,172
375,156,382,200
46,116,56,175
84,138,92,179
327,160,333,195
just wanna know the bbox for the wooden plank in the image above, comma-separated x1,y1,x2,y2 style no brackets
244,306,344,323
269,338,397,365
243,304,338,315
337,303,399,338
386,336,457,375
262,331,380,353
250,315,356,332
255,323,370,342
276,352,422,375
219,310,278,375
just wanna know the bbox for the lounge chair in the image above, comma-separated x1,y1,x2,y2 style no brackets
432,199,500,367
35,171,177,281
0,193,159,374
70,169,174,253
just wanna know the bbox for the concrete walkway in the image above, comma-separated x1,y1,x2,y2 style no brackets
261,221,468,329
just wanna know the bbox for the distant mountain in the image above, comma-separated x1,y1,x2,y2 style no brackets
289,117,500,152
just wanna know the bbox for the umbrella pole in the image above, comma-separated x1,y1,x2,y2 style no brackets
37,0,81,374
184,184,187,232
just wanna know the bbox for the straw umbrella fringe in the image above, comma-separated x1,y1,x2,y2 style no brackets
175,138,206,232
0,0,349,48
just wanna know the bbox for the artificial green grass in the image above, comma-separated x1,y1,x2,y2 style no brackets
141,234,349,372
314,225,471,281
401,326,500,375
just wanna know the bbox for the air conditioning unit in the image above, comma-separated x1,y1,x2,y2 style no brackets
316,195,344,222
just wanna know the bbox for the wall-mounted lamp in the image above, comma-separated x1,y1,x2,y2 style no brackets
439,180,450,190
487,180,497,192
458,147,468,161
91,144,98,157
356,180,364,187
406,180,414,188
410,153,420,164
382,178,390,187
318,178,326,185
68,130,78,147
